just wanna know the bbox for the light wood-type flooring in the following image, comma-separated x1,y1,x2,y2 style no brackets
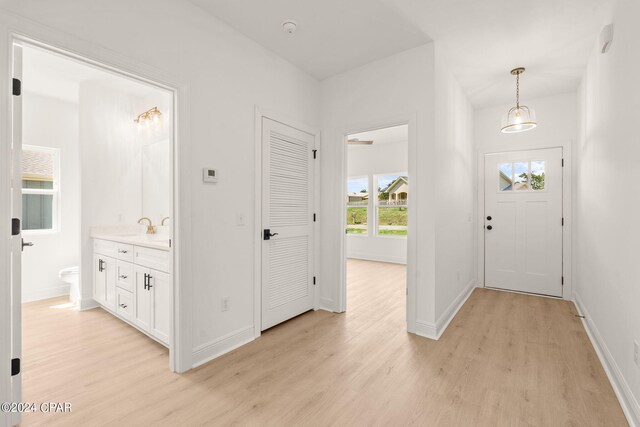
21,259,627,426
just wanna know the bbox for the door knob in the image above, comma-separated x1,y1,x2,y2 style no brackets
486,225,493,230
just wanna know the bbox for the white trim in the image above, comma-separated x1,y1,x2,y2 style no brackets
346,254,406,265
192,326,255,368
574,292,640,427
338,115,417,334
477,144,572,301
2,23,191,376
253,106,320,339
414,320,437,340
435,279,476,338
318,297,335,312
21,284,69,303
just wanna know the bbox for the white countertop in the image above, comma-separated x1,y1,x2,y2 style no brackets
91,231,170,251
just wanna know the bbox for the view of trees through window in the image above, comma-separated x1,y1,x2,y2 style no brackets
21,146,58,231
346,174,408,236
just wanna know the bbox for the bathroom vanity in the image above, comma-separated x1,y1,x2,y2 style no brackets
92,233,170,346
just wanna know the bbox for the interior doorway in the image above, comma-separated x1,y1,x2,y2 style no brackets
483,148,563,297
9,38,178,424
343,124,409,316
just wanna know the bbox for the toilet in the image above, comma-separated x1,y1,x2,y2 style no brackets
59,266,80,304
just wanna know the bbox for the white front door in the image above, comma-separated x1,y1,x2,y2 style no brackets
9,43,23,426
261,118,314,331
484,148,563,297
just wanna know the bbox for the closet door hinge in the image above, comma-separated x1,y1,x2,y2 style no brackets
312,149,317,159
313,213,316,222
313,276,316,285
12,78,21,96
561,158,565,167
11,358,20,376
561,276,564,285
561,217,564,226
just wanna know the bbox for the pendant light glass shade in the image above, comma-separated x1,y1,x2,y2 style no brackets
501,105,537,133
501,67,537,134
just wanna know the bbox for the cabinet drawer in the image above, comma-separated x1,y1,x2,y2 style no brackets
116,288,133,321
116,261,134,292
134,246,170,273
94,239,118,258
116,243,134,262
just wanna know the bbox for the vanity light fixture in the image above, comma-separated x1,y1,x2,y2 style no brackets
501,67,537,134
134,107,162,129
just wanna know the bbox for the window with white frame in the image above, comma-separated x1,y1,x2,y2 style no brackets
21,146,60,232
346,176,369,235
375,174,408,236
346,173,408,237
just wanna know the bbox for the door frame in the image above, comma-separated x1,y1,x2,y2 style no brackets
477,144,573,300
337,114,418,333
0,27,192,413
253,107,320,338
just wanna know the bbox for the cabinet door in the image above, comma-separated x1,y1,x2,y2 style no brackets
134,266,151,332
104,256,117,310
93,255,107,305
149,269,170,344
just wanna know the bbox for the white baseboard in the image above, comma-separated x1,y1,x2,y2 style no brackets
346,253,406,265
414,279,477,341
574,292,640,427
435,279,476,339
192,326,255,368
415,320,437,340
22,284,70,303
318,297,336,312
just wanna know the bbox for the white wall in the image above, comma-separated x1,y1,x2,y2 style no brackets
433,47,476,324
347,141,408,264
321,44,436,326
0,0,321,369
576,0,640,423
21,93,80,302
474,92,576,299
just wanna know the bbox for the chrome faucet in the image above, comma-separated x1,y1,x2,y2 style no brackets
138,217,156,234
161,217,170,226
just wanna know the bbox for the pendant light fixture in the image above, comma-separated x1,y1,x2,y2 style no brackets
501,67,537,133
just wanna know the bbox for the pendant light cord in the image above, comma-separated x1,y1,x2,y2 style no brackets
516,72,520,109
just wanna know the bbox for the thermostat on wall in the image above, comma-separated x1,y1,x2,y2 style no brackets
203,168,218,183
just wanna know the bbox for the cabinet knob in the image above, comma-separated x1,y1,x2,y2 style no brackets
119,250,128,254
120,275,128,279
120,303,127,308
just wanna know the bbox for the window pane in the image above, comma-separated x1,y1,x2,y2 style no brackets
347,177,368,235
499,163,513,191
22,179,53,189
513,162,529,190
530,161,546,190
377,174,408,236
377,207,407,236
22,194,53,230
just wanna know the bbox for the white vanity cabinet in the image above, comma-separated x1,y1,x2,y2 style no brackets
93,238,170,346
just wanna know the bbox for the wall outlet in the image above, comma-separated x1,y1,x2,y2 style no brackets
221,297,230,312
634,340,639,368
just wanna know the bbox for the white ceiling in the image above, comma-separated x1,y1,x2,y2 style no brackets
189,0,431,80
348,124,408,147
190,0,613,108
23,45,165,104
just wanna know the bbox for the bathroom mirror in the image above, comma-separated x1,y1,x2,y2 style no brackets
141,138,170,225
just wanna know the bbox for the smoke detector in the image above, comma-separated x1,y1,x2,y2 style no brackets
282,20,297,34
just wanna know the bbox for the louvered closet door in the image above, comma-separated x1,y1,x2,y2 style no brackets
261,118,314,330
